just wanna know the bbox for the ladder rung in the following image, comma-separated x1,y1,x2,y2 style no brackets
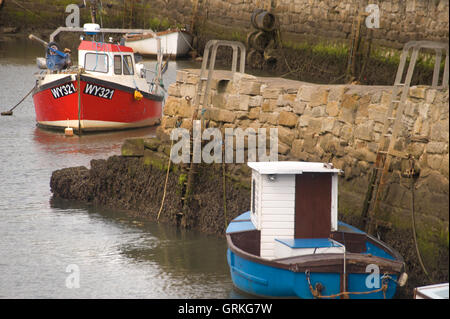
384,133,392,137
392,100,401,103
387,117,396,120
394,83,405,86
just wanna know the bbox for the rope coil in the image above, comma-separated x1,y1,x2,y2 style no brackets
305,270,390,299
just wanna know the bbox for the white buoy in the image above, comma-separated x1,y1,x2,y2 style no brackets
65,127,74,137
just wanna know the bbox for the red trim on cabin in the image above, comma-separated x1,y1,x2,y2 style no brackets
78,40,134,53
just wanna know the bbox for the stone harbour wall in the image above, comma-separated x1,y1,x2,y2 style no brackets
202,0,449,47
1,0,448,49
158,68,449,280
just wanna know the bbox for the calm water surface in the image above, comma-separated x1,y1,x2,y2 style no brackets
0,37,240,298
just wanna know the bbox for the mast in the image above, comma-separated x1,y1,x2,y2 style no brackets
89,0,97,24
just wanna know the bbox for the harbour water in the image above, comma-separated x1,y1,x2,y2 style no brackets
0,38,238,298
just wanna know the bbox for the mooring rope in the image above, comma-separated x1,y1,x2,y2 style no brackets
1,85,36,116
407,157,431,280
156,137,175,222
305,269,389,299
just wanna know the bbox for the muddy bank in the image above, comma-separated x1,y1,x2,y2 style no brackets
50,141,251,237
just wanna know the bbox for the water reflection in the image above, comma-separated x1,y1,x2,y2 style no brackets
33,126,157,156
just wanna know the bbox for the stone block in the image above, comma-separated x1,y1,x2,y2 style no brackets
179,84,197,99
291,139,304,158
326,100,340,117
328,86,346,102
278,111,298,127
238,80,262,95
293,100,307,114
277,126,296,145
354,120,374,141
321,118,336,133
426,141,448,154
121,138,144,157
167,83,181,97
248,107,261,120
307,118,323,134
262,99,277,112
297,85,315,101
340,125,354,142
143,138,160,151
341,93,359,109
259,112,279,125
311,105,326,117
310,88,329,107
278,142,291,155
368,104,387,123
262,86,283,99
277,93,297,107
298,115,310,127
249,95,263,107
161,116,178,129
163,96,180,116
409,86,426,99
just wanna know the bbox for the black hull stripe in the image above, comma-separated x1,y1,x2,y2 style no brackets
33,75,164,102
80,75,164,102
32,75,73,96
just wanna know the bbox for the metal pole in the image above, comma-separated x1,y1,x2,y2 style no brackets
77,71,82,135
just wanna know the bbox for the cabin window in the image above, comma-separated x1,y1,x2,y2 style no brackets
252,179,256,214
84,53,108,73
123,55,134,75
114,55,122,75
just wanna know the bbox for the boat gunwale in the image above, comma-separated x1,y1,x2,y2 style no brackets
124,29,192,42
226,231,404,274
32,73,164,102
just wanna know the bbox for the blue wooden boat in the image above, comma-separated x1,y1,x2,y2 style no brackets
226,162,407,299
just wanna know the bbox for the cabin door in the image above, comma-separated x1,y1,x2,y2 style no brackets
294,173,331,238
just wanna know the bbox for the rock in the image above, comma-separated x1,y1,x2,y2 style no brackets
143,138,160,151
167,83,181,97
248,107,261,120
409,86,426,99
426,141,448,154
278,111,298,127
238,80,262,95
259,112,279,125
293,100,307,114
262,87,283,99
261,99,277,112
249,95,263,107
326,101,340,117
277,126,295,145
205,107,236,123
121,138,144,157
341,93,359,109
290,139,304,158
354,120,374,141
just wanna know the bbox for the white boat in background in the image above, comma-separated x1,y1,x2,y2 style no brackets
124,29,193,58
414,283,449,299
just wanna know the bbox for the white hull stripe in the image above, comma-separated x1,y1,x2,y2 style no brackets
37,119,160,131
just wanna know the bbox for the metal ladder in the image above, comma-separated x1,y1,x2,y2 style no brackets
193,40,246,116
178,40,246,226
361,41,449,233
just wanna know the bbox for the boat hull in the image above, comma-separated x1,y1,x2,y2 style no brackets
125,31,193,58
32,75,163,132
227,248,398,299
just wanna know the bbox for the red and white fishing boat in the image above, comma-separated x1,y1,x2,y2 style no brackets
31,24,164,132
